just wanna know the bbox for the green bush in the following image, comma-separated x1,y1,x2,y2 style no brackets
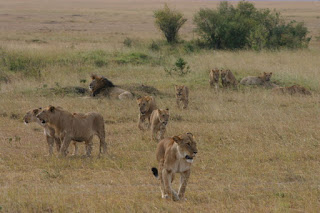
164,57,191,76
193,1,310,50
154,4,187,43
113,52,150,65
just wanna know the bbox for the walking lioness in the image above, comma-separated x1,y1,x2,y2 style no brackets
150,108,169,142
36,106,106,157
175,85,189,109
151,133,198,201
137,96,158,130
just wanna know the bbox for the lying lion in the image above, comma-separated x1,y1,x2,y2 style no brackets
240,72,273,86
273,85,311,96
89,74,133,100
23,107,80,156
36,106,107,157
151,133,198,201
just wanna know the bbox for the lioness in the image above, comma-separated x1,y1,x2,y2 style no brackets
150,108,169,142
273,85,311,96
37,106,107,157
209,68,220,89
175,85,189,109
221,69,237,88
151,133,198,201
137,96,158,131
89,74,133,100
240,72,273,86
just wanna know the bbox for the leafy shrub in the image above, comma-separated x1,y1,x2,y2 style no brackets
164,57,191,76
193,1,310,50
80,50,109,67
154,4,187,43
149,40,160,51
114,52,150,65
123,37,133,47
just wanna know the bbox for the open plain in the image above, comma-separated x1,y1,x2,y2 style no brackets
0,0,320,212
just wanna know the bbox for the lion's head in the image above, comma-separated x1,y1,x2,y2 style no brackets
89,74,115,96
173,132,198,163
23,108,42,124
262,72,272,82
36,105,60,125
137,96,154,115
175,85,186,99
210,68,220,82
157,108,169,126
220,69,231,82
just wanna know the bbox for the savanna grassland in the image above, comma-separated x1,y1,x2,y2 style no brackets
1,0,320,212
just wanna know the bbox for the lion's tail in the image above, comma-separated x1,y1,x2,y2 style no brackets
151,167,158,179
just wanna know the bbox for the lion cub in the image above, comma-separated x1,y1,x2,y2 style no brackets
175,85,189,109
273,84,311,96
221,69,238,88
151,133,198,201
150,108,169,142
209,68,220,89
240,72,273,86
137,96,158,130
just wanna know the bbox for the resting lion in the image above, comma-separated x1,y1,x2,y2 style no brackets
23,108,80,156
151,133,198,201
175,85,189,109
137,96,158,131
150,108,169,142
209,68,220,89
36,106,107,157
221,69,238,88
240,72,273,86
89,74,133,100
273,85,311,96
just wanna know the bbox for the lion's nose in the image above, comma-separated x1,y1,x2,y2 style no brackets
193,151,197,154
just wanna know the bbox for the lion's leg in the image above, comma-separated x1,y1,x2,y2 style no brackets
158,161,166,198
54,137,61,153
138,114,146,131
183,99,188,109
46,136,54,156
176,98,181,109
159,126,166,141
151,125,158,142
162,169,179,201
98,132,107,156
85,137,93,157
178,170,190,200
72,142,78,156
60,137,71,157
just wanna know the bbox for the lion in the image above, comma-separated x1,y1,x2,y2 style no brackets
209,68,220,89
36,106,107,157
150,108,169,142
23,108,81,156
272,85,312,96
221,69,238,88
175,85,189,109
151,133,198,201
137,96,158,131
240,72,273,86
89,74,133,100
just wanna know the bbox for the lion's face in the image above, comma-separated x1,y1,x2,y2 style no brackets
175,85,186,98
137,96,153,115
220,69,230,82
158,108,169,126
89,74,114,96
210,69,220,82
23,108,42,124
263,72,272,81
36,106,56,125
173,133,198,163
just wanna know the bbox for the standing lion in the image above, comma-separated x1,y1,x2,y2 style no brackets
150,108,169,142
221,69,238,88
209,68,220,90
37,106,107,157
136,96,158,130
175,85,189,109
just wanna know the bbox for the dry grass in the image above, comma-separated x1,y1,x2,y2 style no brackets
1,0,320,212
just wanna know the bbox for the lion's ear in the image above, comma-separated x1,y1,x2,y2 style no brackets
49,106,55,112
263,72,266,75
136,97,142,103
165,108,169,111
90,74,97,80
186,132,193,136
33,109,39,114
145,96,151,102
270,72,273,75
173,136,182,143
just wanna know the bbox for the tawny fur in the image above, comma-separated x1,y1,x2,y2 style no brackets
136,96,158,131
272,85,311,96
209,68,220,90
152,133,198,201
37,106,107,157
89,74,133,100
23,108,80,156
150,108,169,142
221,69,238,88
175,85,189,109
240,72,273,86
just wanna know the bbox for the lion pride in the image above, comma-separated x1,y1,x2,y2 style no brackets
36,106,106,157
89,74,133,100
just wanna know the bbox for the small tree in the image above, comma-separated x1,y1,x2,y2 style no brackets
154,4,187,43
